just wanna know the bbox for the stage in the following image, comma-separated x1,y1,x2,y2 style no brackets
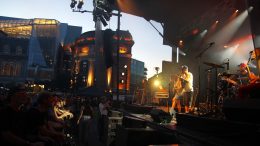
116,103,260,146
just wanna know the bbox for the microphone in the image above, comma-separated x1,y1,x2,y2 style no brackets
227,59,229,70
227,58,229,71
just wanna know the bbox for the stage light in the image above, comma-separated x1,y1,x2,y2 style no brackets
179,40,183,46
99,15,108,26
215,20,219,24
77,0,84,9
154,79,160,87
192,28,199,35
200,29,207,37
248,6,253,12
70,0,77,9
103,12,111,21
235,10,239,13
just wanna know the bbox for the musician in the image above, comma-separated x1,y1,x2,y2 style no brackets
237,63,260,99
171,75,183,114
179,65,194,113
237,63,251,85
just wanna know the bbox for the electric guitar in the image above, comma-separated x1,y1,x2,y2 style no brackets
246,50,260,84
245,65,259,84
174,74,189,89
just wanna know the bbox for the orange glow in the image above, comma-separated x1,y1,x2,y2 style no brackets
117,0,143,16
76,38,85,43
119,83,124,90
192,29,199,35
87,61,94,87
124,37,132,41
33,19,58,25
207,21,219,35
229,34,252,45
179,40,183,46
63,45,72,52
228,10,239,21
119,46,128,54
107,67,112,87
81,47,89,54
0,25,32,38
86,37,95,41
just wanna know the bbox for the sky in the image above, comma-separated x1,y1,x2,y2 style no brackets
0,0,172,78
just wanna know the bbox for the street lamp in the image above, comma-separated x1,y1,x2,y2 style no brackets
124,65,127,95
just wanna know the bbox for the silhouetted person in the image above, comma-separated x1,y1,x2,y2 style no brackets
0,86,44,146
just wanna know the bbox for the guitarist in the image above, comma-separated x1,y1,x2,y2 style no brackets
237,63,260,99
179,65,194,113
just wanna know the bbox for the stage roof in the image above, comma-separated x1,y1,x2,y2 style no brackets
116,0,245,48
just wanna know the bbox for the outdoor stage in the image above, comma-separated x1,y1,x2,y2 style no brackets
118,103,260,146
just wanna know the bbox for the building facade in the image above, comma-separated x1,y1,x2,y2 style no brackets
0,16,82,84
130,58,146,92
69,30,134,95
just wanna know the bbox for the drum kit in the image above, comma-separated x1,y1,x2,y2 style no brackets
202,61,247,115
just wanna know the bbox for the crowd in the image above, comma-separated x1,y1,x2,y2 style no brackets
0,84,112,146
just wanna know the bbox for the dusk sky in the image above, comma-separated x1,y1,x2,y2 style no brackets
0,0,172,78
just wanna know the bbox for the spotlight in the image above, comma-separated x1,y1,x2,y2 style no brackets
248,6,253,12
235,9,239,13
104,5,112,14
154,79,160,87
215,20,219,24
179,40,183,46
99,15,108,26
103,12,111,21
77,0,84,9
70,0,77,9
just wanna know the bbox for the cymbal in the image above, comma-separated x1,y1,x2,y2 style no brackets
218,72,236,77
203,62,224,68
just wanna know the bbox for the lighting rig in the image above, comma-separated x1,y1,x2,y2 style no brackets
70,0,117,26
70,0,122,101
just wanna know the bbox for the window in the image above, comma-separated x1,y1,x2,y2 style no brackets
2,44,10,54
16,46,23,55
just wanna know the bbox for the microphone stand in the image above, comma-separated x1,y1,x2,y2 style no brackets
195,43,214,115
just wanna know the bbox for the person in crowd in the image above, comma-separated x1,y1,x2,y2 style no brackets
0,86,44,146
77,98,93,124
26,92,65,145
98,96,110,144
52,96,73,121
